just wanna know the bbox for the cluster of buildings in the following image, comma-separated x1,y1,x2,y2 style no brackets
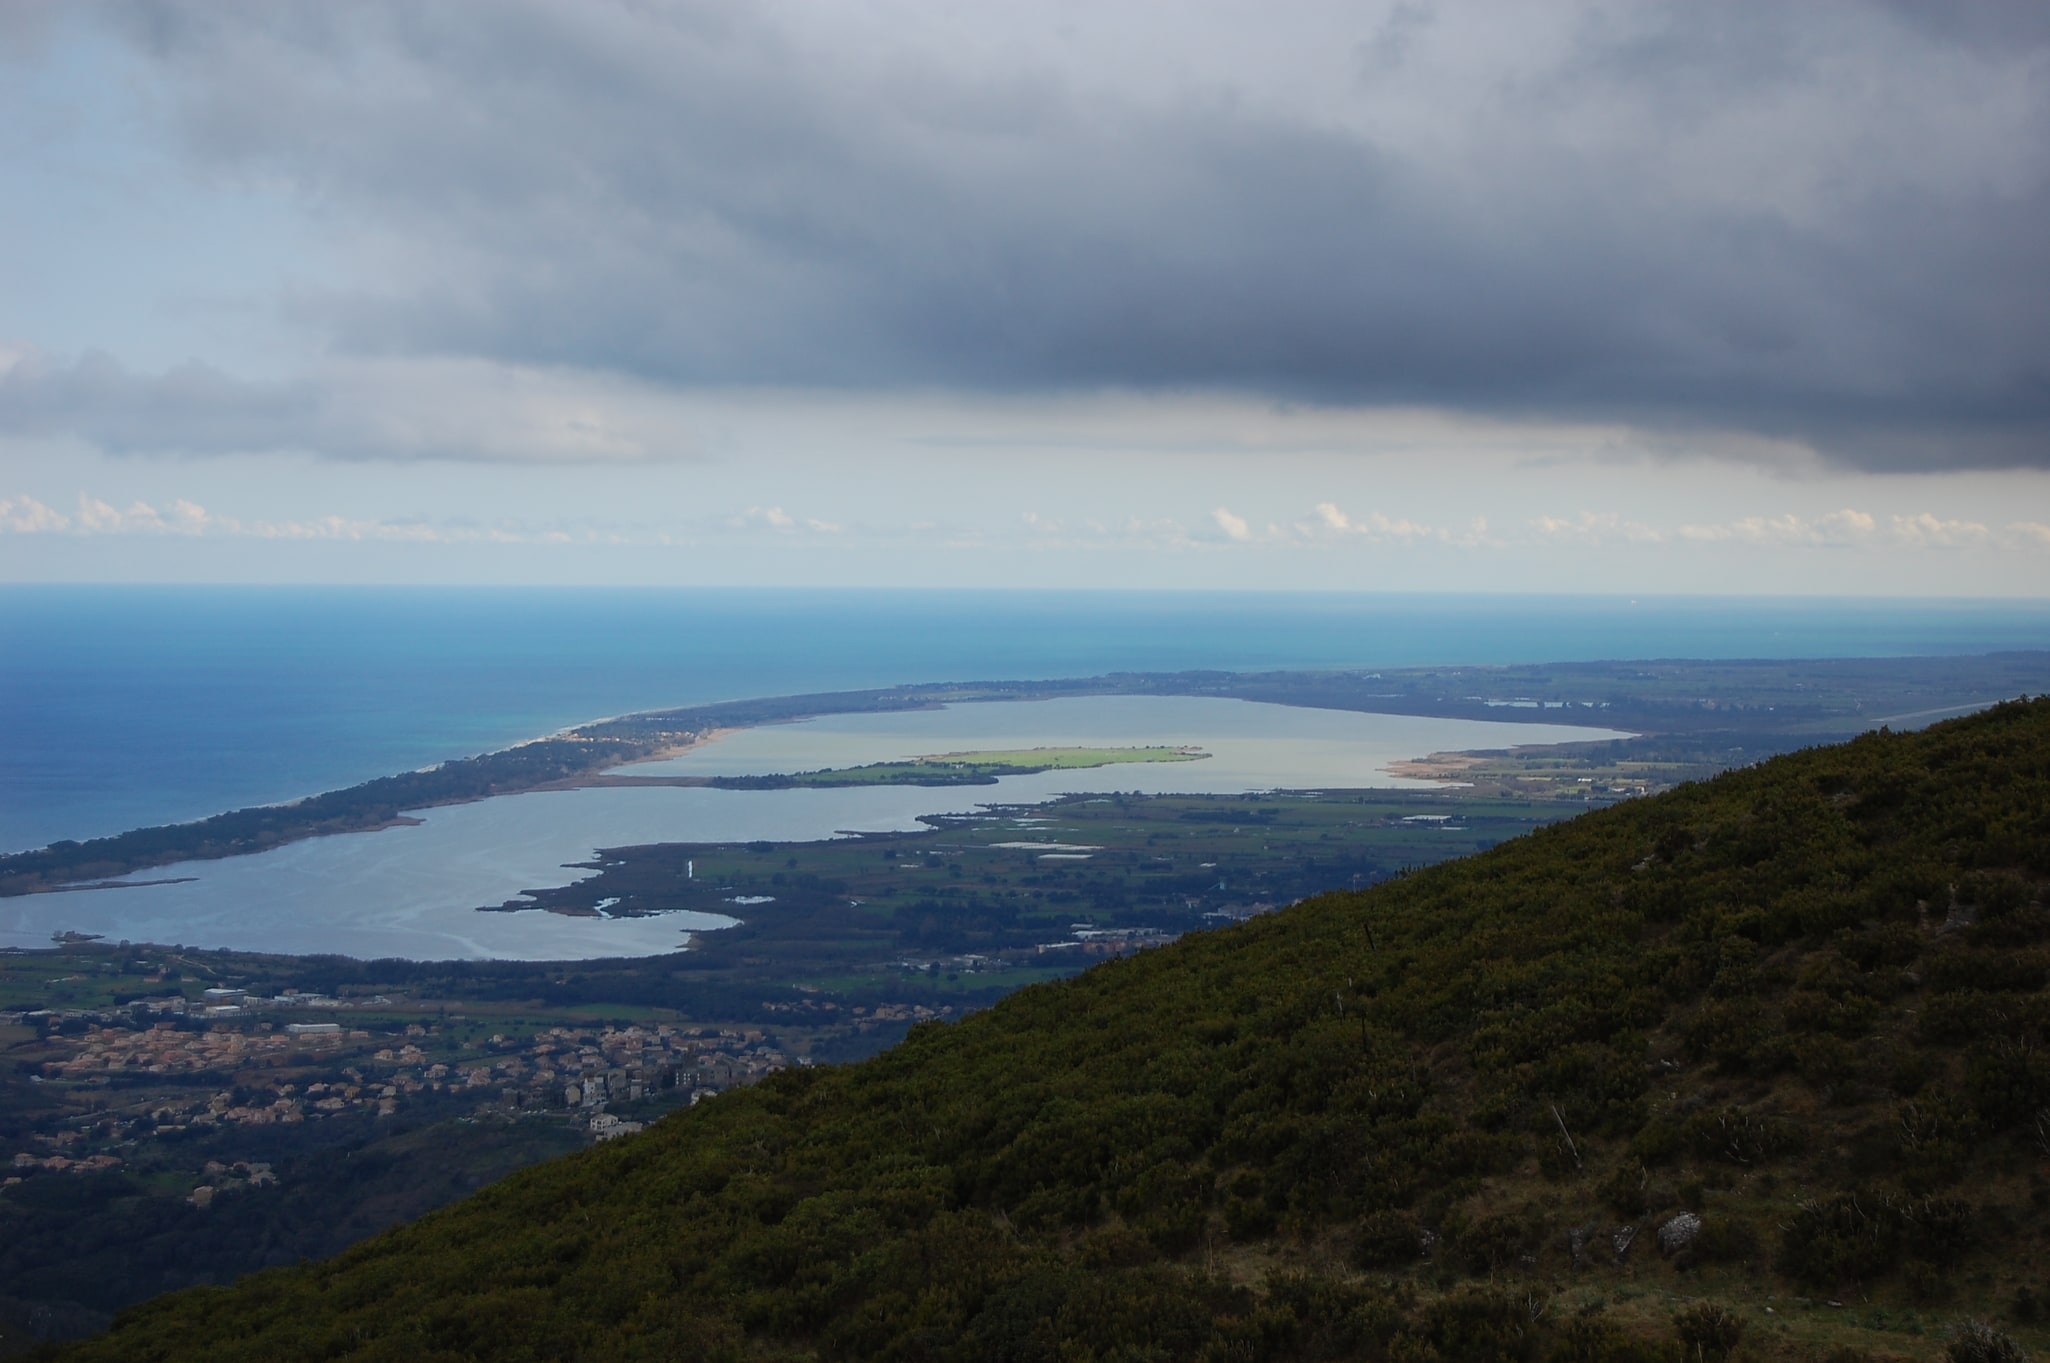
38,1020,359,1080
188,1160,274,1207
1034,924,1180,956
3,1012,814,1195
22,1016,797,1129
883,925,1190,978
895,954,1016,974
188,986,390,1018
756,996,961,1029
532,1023,790,1110
8,1150,123,1181
5,986,393,1028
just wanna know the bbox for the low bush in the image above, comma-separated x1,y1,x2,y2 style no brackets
1671,1300,1744,1362
1946,1318,2030,1363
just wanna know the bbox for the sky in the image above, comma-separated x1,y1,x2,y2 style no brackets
2,0,2048,594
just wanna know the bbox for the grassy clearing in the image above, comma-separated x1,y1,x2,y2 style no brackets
913,746,1206,768
711,745,1207,788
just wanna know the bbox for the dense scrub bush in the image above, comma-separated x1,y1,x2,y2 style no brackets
1671,1300,1744,1361
1946,1318,2030,1363
1421,1288,1542,1363
1921,992,2016,1045
1690,1215,1759,1266
1965,1036,2050,1130
1444,1210,1534,1278
1547,1311,1680,1363
1680,1000,1771,1071
1794,1033,1864,1091
1776,1190,1982,1288
1682,1107,1805,1166
1895,1098,1980,1193
1355,1209,1428,1269
1777,1193,1905,1287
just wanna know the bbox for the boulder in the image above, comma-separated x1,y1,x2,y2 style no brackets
1659,1212,1703,1256
1612,1224,1638,1261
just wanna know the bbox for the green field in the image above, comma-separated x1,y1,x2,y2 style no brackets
920,744,1203,768
708,744,1206,788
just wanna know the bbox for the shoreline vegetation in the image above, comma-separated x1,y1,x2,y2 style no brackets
4,653,2047,899
692,744,1209,791
556,743,1209,793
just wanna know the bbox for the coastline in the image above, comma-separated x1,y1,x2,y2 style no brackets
7,650,2038,898
525,726,741,792
0,683,1054,896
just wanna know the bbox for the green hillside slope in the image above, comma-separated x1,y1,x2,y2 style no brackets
60,701,2050,1363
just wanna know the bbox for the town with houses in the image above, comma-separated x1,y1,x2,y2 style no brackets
2,981,956,1203
2,910,1240,1197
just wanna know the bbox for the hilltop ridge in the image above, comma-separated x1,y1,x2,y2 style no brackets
58,699,2050,1362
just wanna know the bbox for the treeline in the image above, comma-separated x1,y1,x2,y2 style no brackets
53,699,2050,1361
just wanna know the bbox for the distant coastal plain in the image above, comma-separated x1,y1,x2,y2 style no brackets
1,674,1622,900
10,586,2050,855
4,580,2048,961
8,643,2050,958
0,691,1633,959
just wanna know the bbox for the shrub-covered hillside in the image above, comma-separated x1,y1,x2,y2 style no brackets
61,701,2050,1362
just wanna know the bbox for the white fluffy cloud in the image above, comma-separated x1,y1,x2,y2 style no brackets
1211,508,1253,542
1889,513,1990,548
728,506,842,535
1310,503,1480,545
0,492,558,544
0,495,70,533
1676,508,1876,546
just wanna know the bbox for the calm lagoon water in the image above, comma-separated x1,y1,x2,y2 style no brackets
637,694,1626,798
7,586,2047,852
6,697,1626,960
6,586,2041,960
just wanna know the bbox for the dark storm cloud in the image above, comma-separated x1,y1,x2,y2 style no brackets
87,0,2050,469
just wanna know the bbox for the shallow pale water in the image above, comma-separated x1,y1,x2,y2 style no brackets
641,694,1623,797
8,696,1626,960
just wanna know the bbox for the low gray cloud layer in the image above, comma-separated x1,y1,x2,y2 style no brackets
0,351,318,457
43,1,2050,468
0,349,679,462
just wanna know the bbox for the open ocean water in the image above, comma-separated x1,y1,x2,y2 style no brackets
5,585,2050,855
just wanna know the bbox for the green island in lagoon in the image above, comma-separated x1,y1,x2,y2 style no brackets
704,744,1209,789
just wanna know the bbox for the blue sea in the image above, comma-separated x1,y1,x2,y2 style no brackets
5,585,2049,855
